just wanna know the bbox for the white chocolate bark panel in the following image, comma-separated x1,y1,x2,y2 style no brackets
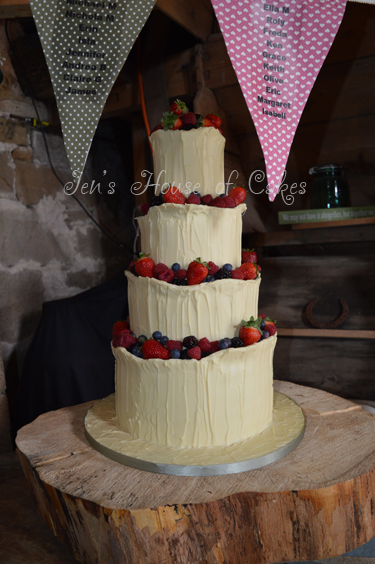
150,128,225,197
137,203,246,270
126,271,260,341
114,336,276,449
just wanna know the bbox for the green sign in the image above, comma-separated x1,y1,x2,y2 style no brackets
30,0,157,175
278,206,375,225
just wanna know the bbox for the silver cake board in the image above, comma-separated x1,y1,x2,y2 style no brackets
84,391,305,477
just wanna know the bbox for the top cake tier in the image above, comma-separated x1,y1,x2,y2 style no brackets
150,128,225,197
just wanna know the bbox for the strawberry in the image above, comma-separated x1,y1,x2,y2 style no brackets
175,268,187,281
202,117,215,128
238,262,257,280
209,196,226,208
113,330,137,349
239,316,263,346
169,99,188,116
162,111,183,131
140,202,150,216
210,340,220,353
181,112,197,127
187,193,201,205
142,339,171,360
201,194,212,205
229,186,247,206
165,339,182,352
206,114,222,128
207,261,219,275
222,196,236,208
151,124,163,134
158,268,175,283
198,337,211,352
242,248,257,264
153,263,168,278
163,185,186,205
187,258,209,285
188,346,201,360
135,254,155,278
265,323,277,336
112,320,130,338
231,269,245,280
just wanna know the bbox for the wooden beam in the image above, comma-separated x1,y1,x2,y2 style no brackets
0,0,31,18
278,328,375,339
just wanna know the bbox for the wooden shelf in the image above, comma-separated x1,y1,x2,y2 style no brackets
292,217,375,230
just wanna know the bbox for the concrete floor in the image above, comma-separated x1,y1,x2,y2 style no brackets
1,451,374,564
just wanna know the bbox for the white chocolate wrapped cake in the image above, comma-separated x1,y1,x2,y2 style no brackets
112,110,277,450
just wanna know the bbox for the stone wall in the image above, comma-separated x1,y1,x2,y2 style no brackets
0,20,134,431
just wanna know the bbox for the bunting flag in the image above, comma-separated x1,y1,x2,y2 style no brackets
211,0,347,201
29,0,157,175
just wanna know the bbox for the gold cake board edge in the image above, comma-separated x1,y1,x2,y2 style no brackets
84,391,305,476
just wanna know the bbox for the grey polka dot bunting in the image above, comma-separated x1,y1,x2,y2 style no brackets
29,0,157,175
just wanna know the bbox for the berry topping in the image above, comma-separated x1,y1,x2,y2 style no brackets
202,117,215,128
160,336,169,346
158,269,175,283
142,339,171,360
170,349,181,359
201,194,212,206
140,202,150,216
162,112,183,131
262,330,270,339
169,99,188,116
242,248,258,264
181,112,197,127
231,269,245,280
153,263,168,278
188,346,201,360
229,186,247,206
209,196,226,208
210,340,220,353
175,268,187,281
112,320,129,338
264,323,277,336
206,114,222,129
186,193,201,205
187,258,209,286
150,124,163,134
222,263,233,272
180,349,191,360
231,337,244,348
214,268,232,280
152,331,162,341
150,194,164,207
172,263,180,272
198,337,211,352
163,185,186,205
222,195,236,208
239,317,262,346
183,335,198,349
138,335,147,344
207,261,220,275
218,338,229,350
135,254,155,278
166,339,182,351
238,262,258,280
113,330,138,350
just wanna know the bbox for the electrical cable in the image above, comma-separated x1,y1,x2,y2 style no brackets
5,19,133,253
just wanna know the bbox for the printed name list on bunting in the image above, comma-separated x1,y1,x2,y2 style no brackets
29,0,157,175
211,0,347,201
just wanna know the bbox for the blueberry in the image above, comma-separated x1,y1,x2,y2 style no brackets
201,277,208,283
263,330,270,339
132,346,142,357
152,331,162,341
138,335,147,344
219,193,225,198
225,338,232,348
160,336,169,346
222,263,232,272
172,263,180,272
192,191,201,197
260,320,265,330
206,275,215,282
218,338,229,350
170,349,181,359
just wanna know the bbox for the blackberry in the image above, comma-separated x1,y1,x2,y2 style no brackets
231,337,244,348
201,351,212,358
150,194,163,207
182,124,195,131
206,275,215,282
180,349,191,360
215,268,232,280
183,335,198,349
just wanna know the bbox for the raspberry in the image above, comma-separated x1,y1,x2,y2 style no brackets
264,323,277,336
113,331,137,349
210,340,219,353
187,193,201,205
222,196,236,208
207,261,220,275
175,269,187,281
158,268,175,283
209,196,226,208
259,314,267,320
153,263,168,278
112,320,129,338
231,269,245,280
140,202,150,215
198,337,211,352
163,186,186,205
201,194,212,205
166,340,182,351
183,336,198,349
188,346,201,360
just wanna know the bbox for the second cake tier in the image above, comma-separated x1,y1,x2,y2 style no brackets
126,271,260,341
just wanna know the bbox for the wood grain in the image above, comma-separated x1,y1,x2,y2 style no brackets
16,382,375,564
292,218,375,230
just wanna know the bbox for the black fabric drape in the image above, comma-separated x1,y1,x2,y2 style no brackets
18,272,128,428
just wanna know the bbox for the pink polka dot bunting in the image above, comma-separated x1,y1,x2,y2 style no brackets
211,0,347,201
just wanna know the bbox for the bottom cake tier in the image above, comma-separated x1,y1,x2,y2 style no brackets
113,335,277,449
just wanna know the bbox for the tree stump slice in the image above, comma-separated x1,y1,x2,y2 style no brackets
16,381,375,564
